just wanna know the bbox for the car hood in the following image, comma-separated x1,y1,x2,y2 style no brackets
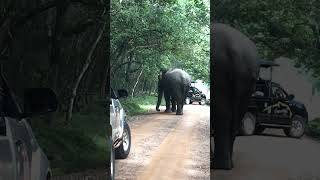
288,100,305,107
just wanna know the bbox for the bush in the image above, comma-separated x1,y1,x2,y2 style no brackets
30,102,110,176
33,126,108,175
120,95,163,116
307,118,320,139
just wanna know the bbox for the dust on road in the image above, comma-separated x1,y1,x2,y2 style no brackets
115,105,210,180
212,129,320,180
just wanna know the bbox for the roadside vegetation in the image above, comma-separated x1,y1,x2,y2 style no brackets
0,0,110,176
307,118,320,139
120,95,165,116
30,100,108,176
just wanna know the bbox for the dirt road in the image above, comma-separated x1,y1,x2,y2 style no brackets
212,129,320,180
115,105,210,180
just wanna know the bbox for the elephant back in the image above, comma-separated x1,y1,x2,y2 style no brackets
213,23,259,81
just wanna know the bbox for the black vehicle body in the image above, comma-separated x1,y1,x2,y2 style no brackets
248,80,308,128
186,86,206,105
241,60,308,138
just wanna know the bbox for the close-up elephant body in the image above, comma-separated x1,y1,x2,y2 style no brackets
211,23,259,169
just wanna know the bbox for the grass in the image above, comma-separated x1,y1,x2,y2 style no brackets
120,95,164,116
30,101,110,176
307,117,320,139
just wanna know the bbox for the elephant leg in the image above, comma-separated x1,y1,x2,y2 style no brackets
164,91,172,113
176,94,184,115
213,113,233,169
171,96,176,112
212,79,233,169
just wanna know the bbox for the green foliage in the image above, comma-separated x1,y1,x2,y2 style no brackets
215,0,320,85
120,95,163,116
31,104,109,175
111,0,210,94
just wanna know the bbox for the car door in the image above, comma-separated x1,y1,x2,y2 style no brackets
7,117,32,180
110,89,121,143
270,85,292,125
0,116,15,180
254,81,272,124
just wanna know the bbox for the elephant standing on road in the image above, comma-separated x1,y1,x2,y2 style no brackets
211,23,259,169
156,68,191,115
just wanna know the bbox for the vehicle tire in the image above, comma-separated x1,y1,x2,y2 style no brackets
185,97,191,105
283,115,305,138
46,173,51,180
254,126,265,134
199,98,206,105
115,121,131,159
110,138,115,180
241,112,256,136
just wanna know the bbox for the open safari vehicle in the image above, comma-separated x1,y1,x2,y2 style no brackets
240,60,308,138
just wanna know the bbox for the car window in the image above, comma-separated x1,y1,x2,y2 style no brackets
0,117,5,136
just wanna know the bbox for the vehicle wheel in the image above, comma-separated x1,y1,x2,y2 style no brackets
115,121,131,159
254,126,265,134
110,138,115,180
46,173,51,180
199,98,206,105
241,112,256,136
283,115,305,138
185,97,190,105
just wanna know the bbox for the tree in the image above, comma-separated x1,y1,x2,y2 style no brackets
110,0,210,95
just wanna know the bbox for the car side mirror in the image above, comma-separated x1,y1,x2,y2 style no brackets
288,94,294,100
23,88,58,117
117,89,128,98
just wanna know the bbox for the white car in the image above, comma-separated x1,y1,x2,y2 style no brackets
0,74,58,180
109,88,131,180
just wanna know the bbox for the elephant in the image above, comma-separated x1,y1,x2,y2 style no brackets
156,68,191,115
211,23,259,169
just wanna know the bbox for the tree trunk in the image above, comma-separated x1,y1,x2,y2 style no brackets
131,67,143,97
101,65,109,98
65,16,106,124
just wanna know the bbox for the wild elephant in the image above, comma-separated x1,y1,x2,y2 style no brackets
211,23,259,169
156,68,191,115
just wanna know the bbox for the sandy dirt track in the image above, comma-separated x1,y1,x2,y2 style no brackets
212,129,320,180
115,105,210,180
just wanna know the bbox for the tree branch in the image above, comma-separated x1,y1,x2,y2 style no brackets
127,44,159,54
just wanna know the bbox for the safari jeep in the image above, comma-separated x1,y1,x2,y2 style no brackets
185,86,207,105
109,88,131,180
0,71,58,180
240,60,308,138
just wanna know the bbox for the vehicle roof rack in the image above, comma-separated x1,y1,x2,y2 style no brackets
258,59,279,68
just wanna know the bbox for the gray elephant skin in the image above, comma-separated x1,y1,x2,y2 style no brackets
156,68,191,115
211,23,259,169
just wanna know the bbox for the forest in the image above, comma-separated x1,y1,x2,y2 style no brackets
214,0,320,92
110,0,210,94
0,0,110,175
1,0,320,176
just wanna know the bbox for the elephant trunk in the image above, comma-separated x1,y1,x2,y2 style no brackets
156,82,163,111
